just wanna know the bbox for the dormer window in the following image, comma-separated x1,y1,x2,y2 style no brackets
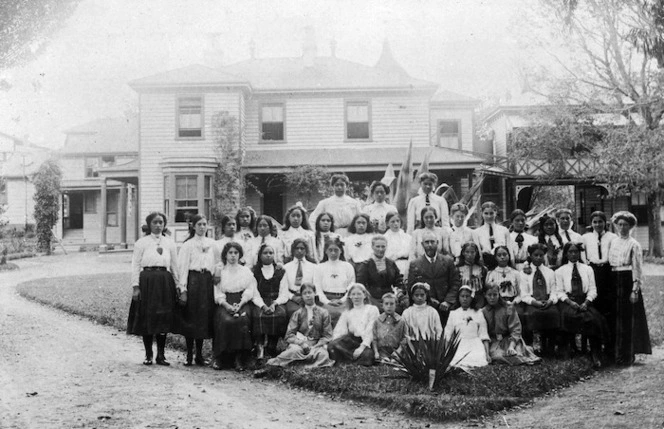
346,101,371,140
260,104,285,142
437,120,461,149
178,97,203,138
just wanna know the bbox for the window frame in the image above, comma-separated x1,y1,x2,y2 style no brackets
176,95,204,140
106,189,119,227
84,157,100,178
164,173,214,224
344,100,372,141
259,102,286,144
436,119,462,149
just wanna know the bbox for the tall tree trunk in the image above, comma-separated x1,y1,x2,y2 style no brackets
647,191,662,257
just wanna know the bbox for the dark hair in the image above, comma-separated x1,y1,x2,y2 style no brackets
419,206,438,228
493,245,512,266
236,207,257,233
254,215,274,237
537,215,563,246
348,213,373,234
456,242,482,267
385,211,400,226
369,181,390,196
450,202,469,216
315,212,336,249
408,282,432,306
561,241,584,264
220,215,236,237
480,201,499,225
300,282,316,295
590,211,609,231
142,212,169,236
321,236,345,262
330,173,350,187
221,241,243,264
458,285,477,309
283,205,312,231
184,214,206,242
418,172,438,184
290,237,314,263
527,242,548,255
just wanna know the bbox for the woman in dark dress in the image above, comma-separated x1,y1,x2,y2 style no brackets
127,212,179,366
252,243,288,359
608,211,652,365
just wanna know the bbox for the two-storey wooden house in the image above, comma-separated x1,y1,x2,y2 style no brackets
129,40,489,241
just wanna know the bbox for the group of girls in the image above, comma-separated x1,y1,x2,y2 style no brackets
127,171,651,372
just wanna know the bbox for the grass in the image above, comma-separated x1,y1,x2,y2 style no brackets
15,271,664,423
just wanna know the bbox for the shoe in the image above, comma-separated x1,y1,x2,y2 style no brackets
184,352,193,366
195,356,209,366
211,360,222,370
156,355,171,366
234,356,245,372
143,356,153,365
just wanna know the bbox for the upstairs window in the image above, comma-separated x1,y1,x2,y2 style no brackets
346,102,370,140
437,120,461,148
178,97,203,138
101,156,116,168
260,104,285,141
85,157,99,178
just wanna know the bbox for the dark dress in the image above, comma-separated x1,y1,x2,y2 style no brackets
612,270,652,363
213,292,252,356
173,270,215,339
356,258,403,311
127,268,177,335
251,265,288,339
556,263,608,341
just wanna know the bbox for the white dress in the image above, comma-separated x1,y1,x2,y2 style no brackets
309,195,363,236
384,229,412,276
344,233,375,264
445,307,490,368
401,304,443,340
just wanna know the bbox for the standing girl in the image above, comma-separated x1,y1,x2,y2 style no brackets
127,212,179,366
252,243,288,360
608,211,651,365
445,285,491,368
212,242,268,371
509,209,537,271
309,173,363,237
313,212,339,263
456,242,487,310
174,214,216,366
328,283,380,366
383,212,411,278
474,202,512,270
215,215,241,263
537,215,564,270
401,282,443,340
448,203,476,261
344,213,375,265
314,236,356,326
248,215,286,268
234,207,257,268
362,181,397,234
409,207,450,260
281,203,315,261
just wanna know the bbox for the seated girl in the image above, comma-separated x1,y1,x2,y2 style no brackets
248,215,286,267
281,203,316,261
555,242,608,367
482,284,540,365
448,202,476,262
401,282,443,340
509,209,538,272
445,286,491,369
520,243,560,354
313,212,339,263
409,206,450,261
456,242,487,310
486,245,523,319
537,214,564,270
327,283,379,366
265,283,334,368
314,236,356,326
344,213,375,266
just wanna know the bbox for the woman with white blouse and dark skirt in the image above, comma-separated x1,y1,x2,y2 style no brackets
277,238,317,319
212,242,268,371
127,212,179,366
315,236,356,326
173,214,216,366
608,211,652,365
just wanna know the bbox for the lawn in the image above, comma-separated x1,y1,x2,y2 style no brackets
15,272,664,423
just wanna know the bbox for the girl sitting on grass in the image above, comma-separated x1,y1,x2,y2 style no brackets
265,283,334,368
445,285,491,369
456,242,487,310
327,283,379,366
482,283,540,365
401,282,443,340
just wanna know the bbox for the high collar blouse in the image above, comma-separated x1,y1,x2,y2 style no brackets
608,235,643,282
176,235,217,290
131,233,179,287
554,262,597,302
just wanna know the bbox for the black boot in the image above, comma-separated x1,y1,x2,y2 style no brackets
185,337,194,366
142,335,154,365
155,334,170,366
195,339,207,366
590,338,602,368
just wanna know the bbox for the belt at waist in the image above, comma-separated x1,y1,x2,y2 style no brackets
189,269,211,273
396,257,408,261
144,266,167,271
590,262,609,267
612,266,632,272
324,291,346,299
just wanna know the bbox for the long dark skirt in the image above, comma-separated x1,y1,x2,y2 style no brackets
558,300,609,341
613,271,652,363
591,264,614,331
127,269,177,335
327,334,374,366
251,303,288,339
213,292,252,357
523,303,560,332
172,271,215,339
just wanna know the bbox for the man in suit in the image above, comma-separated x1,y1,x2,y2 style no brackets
407,230,460,326
356,236,405,312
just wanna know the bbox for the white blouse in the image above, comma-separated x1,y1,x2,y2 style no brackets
281,227,316,260
246,235,287,268
520,264,558,305
554,262,597,302
362,201,398,233
131,234,179,287
581,231,616,265
333,304,380,348
486,267,522,303
401,303,443,340
276,258,316,304
384,229,412,261
309,195,363,231
475,223,512,257
509,231,538,265
608,236,643,284
314,260,356,304
344,233,375,263
559,228,583,244
406,192,450,233
177,235,217,291
449,225,476,259
213,264,265,308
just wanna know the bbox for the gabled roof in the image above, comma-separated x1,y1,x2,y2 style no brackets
61,117,138,155
129,64,249,89
221,56,437,92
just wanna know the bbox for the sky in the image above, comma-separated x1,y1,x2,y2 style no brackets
0,0,543,147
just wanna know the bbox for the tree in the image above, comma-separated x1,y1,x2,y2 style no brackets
283,165,330,212
33,158,61,254
0,0,81,70
211,111,243,229
516,1,664,256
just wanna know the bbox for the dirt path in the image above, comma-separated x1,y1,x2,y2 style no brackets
1,254,663,428
0,254,433,429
